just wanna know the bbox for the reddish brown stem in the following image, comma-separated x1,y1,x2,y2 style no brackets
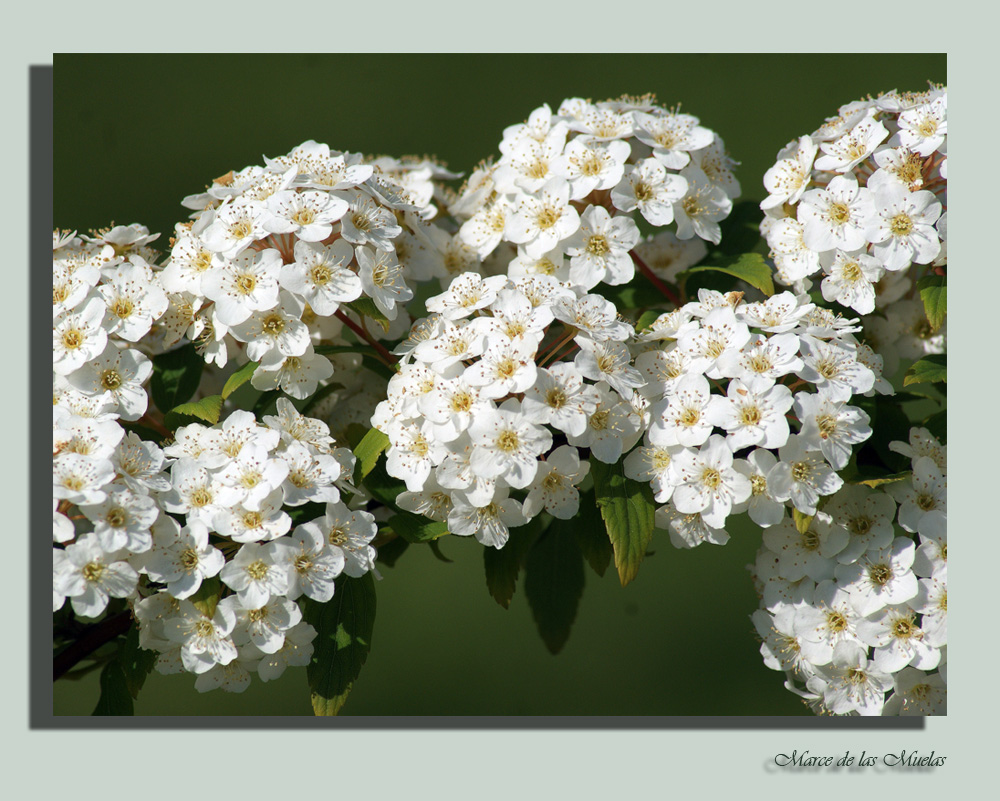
630,251,683,308
333,309,397,367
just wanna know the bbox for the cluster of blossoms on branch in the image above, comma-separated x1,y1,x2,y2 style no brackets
750,426,947,716
761,86,947,315
51,89,947,715
448,96,737,289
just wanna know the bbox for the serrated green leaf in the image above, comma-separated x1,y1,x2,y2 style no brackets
92,661,133,716
524,524,585,654
353,428,390,482
163,394,223,429
792,508,814,534
917,275,947,331
221,360,258,399
681,252,774,298
118,623,157,700
311,688,352,716
344,297,391,332
482,516,547,609
388,512,449,543
150,344,204,413
569,490,612,577
591,460,656,586
904,354,947,387
189,576,221,619
303,573,376,716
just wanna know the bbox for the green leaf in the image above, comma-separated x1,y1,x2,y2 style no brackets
353,428,390,483
251,389,281,417
163,394,223,429
303,573,377,716
714,200,765,257
922,409,947,442
118,623,157,700
904,354,947,387
189,575,221,619
91,661,133,716
680,252,774,298
221,360,258,399
344,297,391,332
388,512,449,543
792,508,814,535
150,344,204,413
591,460,656,586
482,517,546,609
360,457,407,512
855,470,912,489
635,309,662,334
917,274,947,331
524,524,586,654
570,489,612,577
375,536,410,568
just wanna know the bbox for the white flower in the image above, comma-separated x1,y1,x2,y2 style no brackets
448,485,527,549
219,594,303,655
814,116,889,173
278,441,343,506
321,502,378,577
567,383,639,463
356,245,413,320
67,342,152,421
53,534,138,618
760,513,849,582
280,239,361,316
706,379,793,450
574,339,644,397
142,518,225,600
768,435,844,515
522,445,589,519
611,158,687,226
469,402,552,489
230,290,311,362
339,189,402,251
857,604,939,673
895,96,947,157
201,197,271,257
276,522,346,603
865,184,942,271
80,484,158,553
816,641,893,716
52,298,108,375
633,110,714,170
264,189,347,242
521,362,599,437
882,667,946,716
761,136,817,210
564,205,640,288
835,537,918,617
669,435,752,529
506,177,581,258
202,248,283,326
251,347,334,400
163,602,239,674
648,374,715,448
794,392,872,470
820,250,884,314
98,261,168,342
52,453,116,506
219,541,289,608
672,165,732,244
797,175,874,253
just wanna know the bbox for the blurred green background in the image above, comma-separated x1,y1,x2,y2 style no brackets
53,53,945,716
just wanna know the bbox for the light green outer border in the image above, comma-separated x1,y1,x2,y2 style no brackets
3,2,987,796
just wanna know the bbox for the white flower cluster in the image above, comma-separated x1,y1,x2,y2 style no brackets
749,427,947,716
165,141,456,397
52,223,381,693
626,289,886,547
375,258,889,551
760,86,947,314
448,96,738,291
